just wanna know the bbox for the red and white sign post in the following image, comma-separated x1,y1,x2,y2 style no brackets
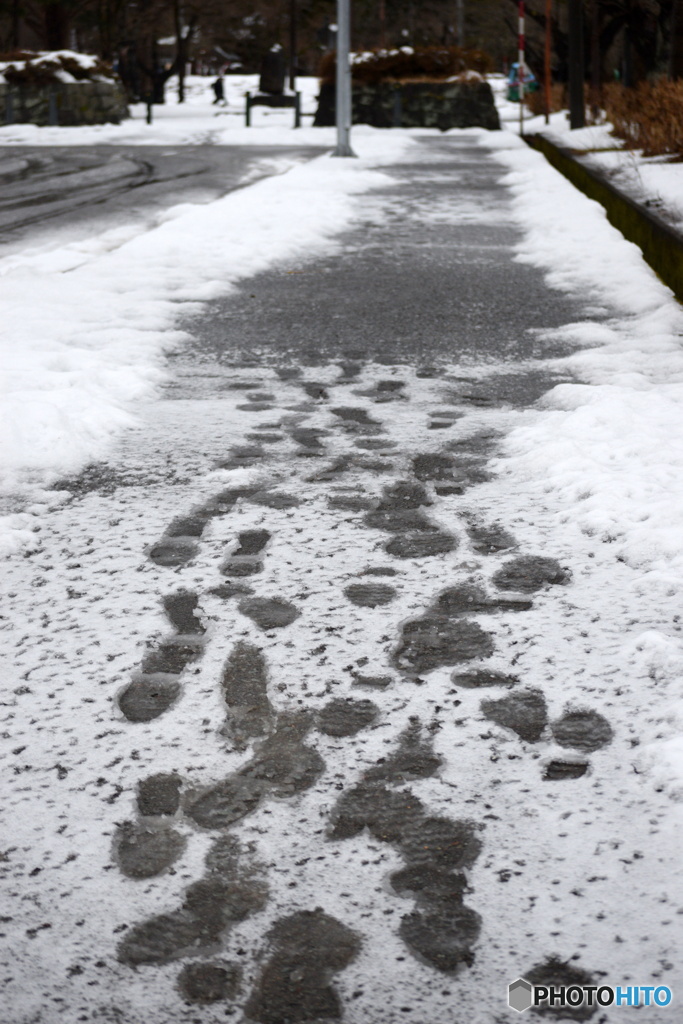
518,0,525,135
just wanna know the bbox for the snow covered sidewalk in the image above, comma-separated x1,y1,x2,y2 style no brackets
0,129,412,555
1,125,682,1024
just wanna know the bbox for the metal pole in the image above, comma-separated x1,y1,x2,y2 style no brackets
518,0,525,136
333,0,356,156
544,0,552,123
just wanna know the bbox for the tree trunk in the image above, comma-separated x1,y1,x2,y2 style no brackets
174,0,185,103
45,2,70,50
589,0,601,120
671,0,683,80
568,0,585,128
11,0,20,48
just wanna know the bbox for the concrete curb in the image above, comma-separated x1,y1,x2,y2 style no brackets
525,133,683,303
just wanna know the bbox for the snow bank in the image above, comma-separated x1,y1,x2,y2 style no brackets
541,118,683,234
0,132,415,555
480,132,683,801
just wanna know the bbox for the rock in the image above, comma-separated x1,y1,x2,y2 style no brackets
0,80,128,127
314,80,500,131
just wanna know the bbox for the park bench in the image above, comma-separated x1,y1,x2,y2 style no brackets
245,91,302,128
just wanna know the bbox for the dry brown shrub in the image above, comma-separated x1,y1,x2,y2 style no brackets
319,46,493,86
524,82,566,116
605,80,683,157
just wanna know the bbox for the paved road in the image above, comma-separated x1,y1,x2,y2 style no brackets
1,135,677,1024
0,144,326,245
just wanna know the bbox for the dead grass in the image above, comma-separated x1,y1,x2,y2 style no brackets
604,80,683,157
524,82,566,116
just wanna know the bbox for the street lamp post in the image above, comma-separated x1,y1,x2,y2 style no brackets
333,0,356,156
544,0,552,123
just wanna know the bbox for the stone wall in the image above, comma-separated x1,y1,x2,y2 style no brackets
314,80,500,131
0,80,128,126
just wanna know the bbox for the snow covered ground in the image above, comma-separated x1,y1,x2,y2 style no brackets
491,72,683,233
0,74,329,147
479,128,683,802
0,127,415,554
1,70,683,1023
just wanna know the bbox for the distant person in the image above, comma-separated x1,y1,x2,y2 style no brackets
212,75,226,105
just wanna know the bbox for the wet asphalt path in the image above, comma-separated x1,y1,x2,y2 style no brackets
1,134,678,1023
0,144,326,245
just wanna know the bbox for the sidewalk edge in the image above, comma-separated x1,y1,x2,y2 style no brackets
525,132,683,303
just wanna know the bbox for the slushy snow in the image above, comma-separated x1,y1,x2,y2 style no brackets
0,129,415,554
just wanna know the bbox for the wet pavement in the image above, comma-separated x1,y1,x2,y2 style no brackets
1,134,680,1024
0,144,326,246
